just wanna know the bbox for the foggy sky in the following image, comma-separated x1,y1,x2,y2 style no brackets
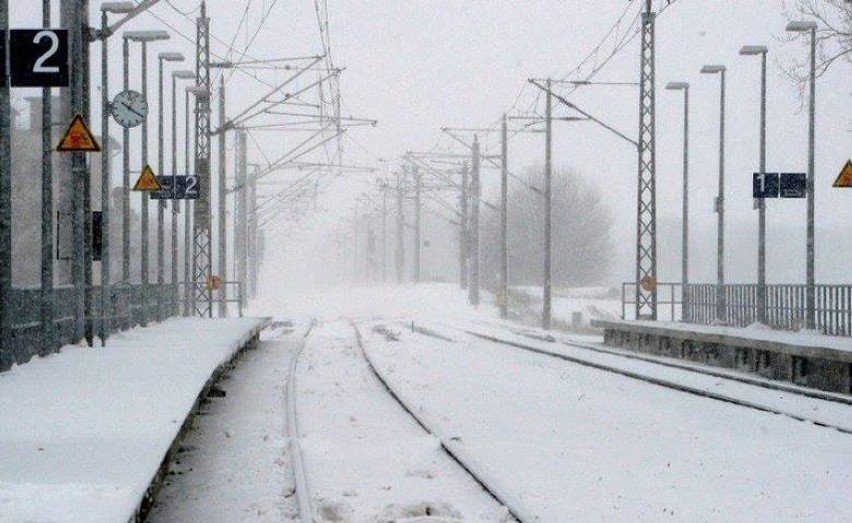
7,0,850,289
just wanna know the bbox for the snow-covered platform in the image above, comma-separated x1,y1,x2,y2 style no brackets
592,319,852,393
0,316,270,523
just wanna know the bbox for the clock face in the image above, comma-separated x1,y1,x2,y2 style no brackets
110,90,148,129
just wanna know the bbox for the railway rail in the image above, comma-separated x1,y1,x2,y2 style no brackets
420,319,852,435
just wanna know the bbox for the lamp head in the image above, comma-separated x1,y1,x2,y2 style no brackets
739,45,768,56
786,21,817,32
158,52,185,62
124,30,171,42
665,81,689,91
172,70,196,80
101,2,135,13
700,65,726,74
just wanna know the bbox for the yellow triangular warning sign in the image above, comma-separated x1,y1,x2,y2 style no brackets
832,160,852,188
57,114,101,152
133,165,163,191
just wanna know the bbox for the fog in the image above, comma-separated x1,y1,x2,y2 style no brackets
6,0,850,298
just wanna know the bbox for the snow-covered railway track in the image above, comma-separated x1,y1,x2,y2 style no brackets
470,318,852,406
284,321,316,523
425,321,852,435
351,320,524,523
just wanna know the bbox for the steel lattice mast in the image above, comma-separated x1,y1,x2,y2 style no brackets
635,0,658,320
193,2,213,317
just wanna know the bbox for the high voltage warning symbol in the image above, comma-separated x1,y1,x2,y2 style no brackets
133,165,163,191
56,114,101,152
833,160,852,188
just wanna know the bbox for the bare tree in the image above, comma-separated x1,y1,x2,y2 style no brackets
780,1,851,89
481,166,614,291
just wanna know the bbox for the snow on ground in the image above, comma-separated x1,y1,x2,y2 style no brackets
511,286,622,329
0,317,268,523
148,327,305,522
359,316,851,521
424,320,852,431
295,319,509,522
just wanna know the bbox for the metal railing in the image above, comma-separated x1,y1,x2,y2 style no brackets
622,282,852,337
5,283,179,370
3,279,247,371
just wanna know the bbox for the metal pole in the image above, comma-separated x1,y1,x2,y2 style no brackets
248,164,257,298
381,183,387,282
635,2,658,320
236,130,247,308
758,51,767,324
100,9,110,343
500,114,509,319
183,89,191,314
157,56,164,321
82,0,92,346
543,80,553,329
716,70,726,323
681,87,689,319
70,0,86,342
193,1,213,318
805,27,816,330
217,75,227,317
413,165,421,283
459,162,468,289
122,37,130,286
140,41,149,326
171,74,179,316
395,174,404,283
469,136,480,307
40,0,56,353
0,0,11,368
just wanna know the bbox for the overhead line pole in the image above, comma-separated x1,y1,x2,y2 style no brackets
217,74,227,317
469,137,481,307
0,0,10,367
543,80,553,330
395,172,405,283
460,162,469,290
193,1,213,317
413,165,422,283
500,114,509,319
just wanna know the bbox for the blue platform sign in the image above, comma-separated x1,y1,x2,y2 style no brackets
151,175,200,200
753,172,779,198
780,172,807,198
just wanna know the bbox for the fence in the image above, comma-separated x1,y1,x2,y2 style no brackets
2,280,247,372
4,283,178,371
622,282,852,337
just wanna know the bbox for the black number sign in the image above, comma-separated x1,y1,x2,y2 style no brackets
150,176,175,200
9,29,69,87
753,172,779,199
780,172,807,198
150,175,201,200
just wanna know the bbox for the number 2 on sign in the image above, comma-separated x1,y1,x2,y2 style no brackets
33,31,60,74
185,176,198,198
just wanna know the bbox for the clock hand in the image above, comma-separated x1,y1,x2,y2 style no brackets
121,101,145,119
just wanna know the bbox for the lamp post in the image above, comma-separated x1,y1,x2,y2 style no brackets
172,70,195,316
700,64,727,323
665,81,689,320
786,20,818,330
98,2,135,344
157,52,184,322
124,30,170,327
739,45,769,324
